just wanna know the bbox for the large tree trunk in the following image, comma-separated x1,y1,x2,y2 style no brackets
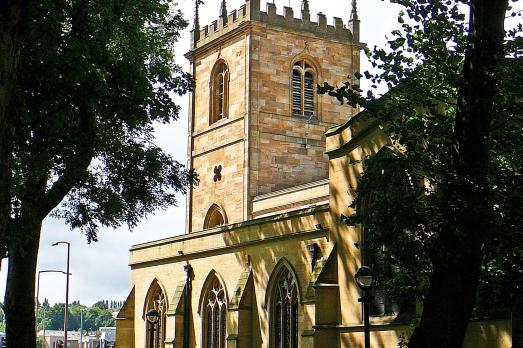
4,212,42,348
409,1,508,347
0,0,25,259
513,297,523,348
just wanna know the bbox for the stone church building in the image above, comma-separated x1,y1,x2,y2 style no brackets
115,1,512,347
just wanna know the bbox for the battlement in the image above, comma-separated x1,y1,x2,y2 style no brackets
190,0,360,50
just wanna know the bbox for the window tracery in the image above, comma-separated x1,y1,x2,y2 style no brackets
203,277,227,348
146,284,167,348
271,267,299,348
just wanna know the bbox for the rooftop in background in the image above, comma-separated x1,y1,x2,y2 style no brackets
38,330,98,339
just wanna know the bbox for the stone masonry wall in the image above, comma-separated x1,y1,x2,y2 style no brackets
189,33,248,231
248,22,358,199
188,1,361,230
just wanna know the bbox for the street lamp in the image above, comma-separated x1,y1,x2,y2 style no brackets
355,266,374,348
52,241,71,348
80,308,86,348
146,309,160,348
36,270,68,336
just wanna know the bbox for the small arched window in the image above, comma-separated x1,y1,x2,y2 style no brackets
145,282,168,348
210,61,229,125
202,276,227,348
271,267,299,348
204,204,227,230
292,60,315,118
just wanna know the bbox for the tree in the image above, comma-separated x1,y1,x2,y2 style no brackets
36,300,117,331
45,303,65,331
1,0,195,346
321,0,521,347
92,300,109,311
0,0,26,260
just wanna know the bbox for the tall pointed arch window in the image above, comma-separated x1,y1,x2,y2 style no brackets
202,276,227,348
270,267,299,348
292,60,316,118
210,61,229,125
145,282,168,348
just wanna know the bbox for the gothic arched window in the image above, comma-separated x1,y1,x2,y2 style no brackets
292,60,315,118
210,61,229,125
204,204,227,230
145,282,168,348
202,276,227,348
270,267,299,348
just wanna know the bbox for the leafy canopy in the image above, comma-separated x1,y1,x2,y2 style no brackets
320,0,522,311
9,0,196,248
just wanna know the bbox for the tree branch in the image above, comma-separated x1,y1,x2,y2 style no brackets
38,106,95,219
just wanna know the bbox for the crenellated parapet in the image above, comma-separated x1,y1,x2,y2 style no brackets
190,0,358,50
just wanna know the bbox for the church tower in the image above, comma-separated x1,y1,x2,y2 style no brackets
185,0,363,233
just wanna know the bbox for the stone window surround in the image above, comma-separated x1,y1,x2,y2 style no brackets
209,59,230,126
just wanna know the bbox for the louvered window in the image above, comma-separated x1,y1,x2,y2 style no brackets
304,72,314,117
291,61,316,117
272,268,298,348
292,70,302,116
203,277,227,348
210,61,229,125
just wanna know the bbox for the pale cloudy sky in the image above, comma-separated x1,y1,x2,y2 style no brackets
0,0,410,306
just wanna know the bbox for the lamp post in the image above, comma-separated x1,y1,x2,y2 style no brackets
42,304,47,345
80,308,86,348
355,266,374,348
146,309,160,348
52,241,71,348
36,270,68,335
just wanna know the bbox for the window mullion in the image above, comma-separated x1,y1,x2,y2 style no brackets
301,73,305,116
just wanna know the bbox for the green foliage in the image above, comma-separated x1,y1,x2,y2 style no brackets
3,0,196,340
9,0,196,246
476,56,523,313
36,337,45,348
320,0,522,312
92,300,108,310
36,299,119,331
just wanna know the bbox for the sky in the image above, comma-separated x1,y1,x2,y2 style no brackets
2,0,509,306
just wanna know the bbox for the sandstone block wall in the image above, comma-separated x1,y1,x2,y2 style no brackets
187,7,360,231
189,32,249,231
129,208,333,348
248,22,358,200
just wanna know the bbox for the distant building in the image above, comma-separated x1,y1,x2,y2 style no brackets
99,327,116,348
38,330,98,348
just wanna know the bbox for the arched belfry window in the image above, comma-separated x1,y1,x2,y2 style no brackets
204,204,227,230
144,280,168,348
292,60,316,117
269,264,299,348
200,273,227,348
210,61,229,125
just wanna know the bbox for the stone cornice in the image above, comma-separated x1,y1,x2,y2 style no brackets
253,179,328,202
130,204,329,252
192,115,245,138
130,226,329,268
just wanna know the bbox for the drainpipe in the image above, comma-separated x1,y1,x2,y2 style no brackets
183,264,193,348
